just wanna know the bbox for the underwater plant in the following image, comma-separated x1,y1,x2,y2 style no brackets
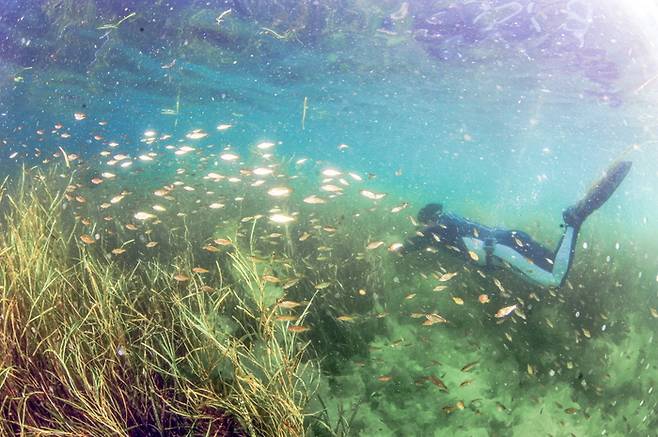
0,167,315,436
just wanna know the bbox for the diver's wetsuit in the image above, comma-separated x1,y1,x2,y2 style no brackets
401,212,577,288
400,160,632,289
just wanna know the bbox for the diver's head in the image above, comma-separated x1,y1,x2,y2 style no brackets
417,203,443,225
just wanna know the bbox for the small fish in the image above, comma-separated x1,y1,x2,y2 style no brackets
438,272,458,282
80,234,95,244
134,212,156,220
459,379,474,387
111,248,126,255
277,300,302,309
298,232,311,242
203,244,220,253
275,315,298,322
314,282,331,290
217,123,232,131
478,294,490,304
428,375,449,392
145,241,158,248
262,275,280,283
282,278,301,289
173,274,190,282
650,308,658,318
213,238,232,246
468,250,479,261
125,224,138,231
220,152,240,161
433,285,447,292
287,325,310,333
423,313,448,325
270,214,295,224
377,375,392,382
442,405,456,415
404,293,416,300
267,187,292,197
461,361,479,372
388,242,404,252
495,304,518,318
186,130,208,140
256,141,275,150
192,267,209,274
91,177,103,185
452,296,464,305
336,315,356,322
359,189,386,200
74,112,86,121
321,168,342,177
564,407,578,415
366,241,384,250
320,184,342,193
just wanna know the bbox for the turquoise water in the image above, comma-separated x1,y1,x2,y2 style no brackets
1,1,657,435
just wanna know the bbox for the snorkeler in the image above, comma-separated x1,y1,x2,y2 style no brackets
395,161,632,288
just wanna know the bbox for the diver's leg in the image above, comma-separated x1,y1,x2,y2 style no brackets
490,243,559,287
491,229,576,288
550,226,579,286
563,160,632,228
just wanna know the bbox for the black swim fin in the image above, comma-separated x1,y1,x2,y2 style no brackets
563,160,632,228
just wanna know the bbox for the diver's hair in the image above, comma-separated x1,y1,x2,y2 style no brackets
417,203,443,224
